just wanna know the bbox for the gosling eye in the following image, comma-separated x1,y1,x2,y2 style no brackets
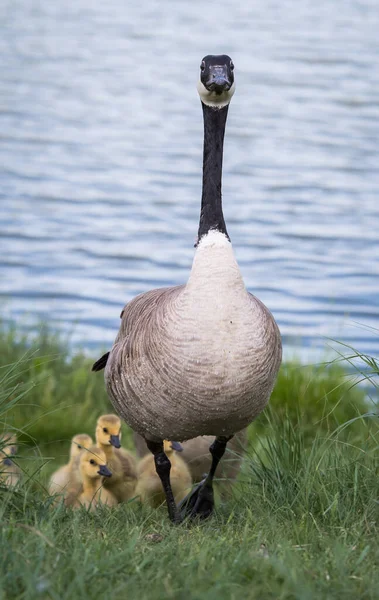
200,61,205,71
103,428,108,434
90,459,96,465
230,62,234,71
77,445,82,450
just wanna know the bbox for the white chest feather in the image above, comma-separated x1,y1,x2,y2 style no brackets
182,231,250,323
168,231,259,361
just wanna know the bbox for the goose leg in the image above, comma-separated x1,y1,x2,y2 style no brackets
179,435,233,520
145,439,181,524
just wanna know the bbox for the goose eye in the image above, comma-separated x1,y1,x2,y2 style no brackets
200,62,205,71
230,62,234,71
77,445,82,450
90,459,96,465
103,428,108,433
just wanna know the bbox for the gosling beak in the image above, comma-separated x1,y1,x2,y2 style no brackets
3,458,12,466
110,435,121,449
98,465,112,478
206,65,231,93
170,441,183,452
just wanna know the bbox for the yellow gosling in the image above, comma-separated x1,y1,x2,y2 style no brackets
0,433,21,488
133,430,247,489
48,433,93,496
95,414,137,502
70,446,117,511
136,440,192,508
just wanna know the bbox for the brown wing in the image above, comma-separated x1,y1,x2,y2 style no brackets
92,287,183,372
114,285,184,344
92,301,127,373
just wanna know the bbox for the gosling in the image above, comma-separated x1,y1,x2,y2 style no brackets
0,433,21,488
136,441,192,508
134,430,247,489
70,446,117,511
96,415,137,502
49,433,93,496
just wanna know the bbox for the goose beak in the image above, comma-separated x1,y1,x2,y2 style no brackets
205,66,231,93
98,465,112,478
170,441,183,452
110,435,121,448
3,458,12,466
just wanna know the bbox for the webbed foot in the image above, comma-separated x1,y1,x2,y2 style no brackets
179,478,214,520
179,435,233,522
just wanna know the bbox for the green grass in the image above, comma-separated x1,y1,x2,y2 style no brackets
0,323,111,445
1,323,378,599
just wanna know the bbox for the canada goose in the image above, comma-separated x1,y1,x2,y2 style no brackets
133,431,246,488
95,414,137,502
93,55,282,522
48,433,93,496
68,446,117,510
0,433,21,488
136,440,192,507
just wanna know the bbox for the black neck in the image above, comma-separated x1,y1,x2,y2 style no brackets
197,102,229,243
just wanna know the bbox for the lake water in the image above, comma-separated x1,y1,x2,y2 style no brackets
1,0,379,361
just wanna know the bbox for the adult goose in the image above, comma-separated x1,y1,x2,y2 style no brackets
93,55,282,523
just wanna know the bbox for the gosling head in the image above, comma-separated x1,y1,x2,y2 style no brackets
80,446,112,480
0,433,18,466
96,415,122,449
163,440,183,455
70,434,93,459
197,54,235,108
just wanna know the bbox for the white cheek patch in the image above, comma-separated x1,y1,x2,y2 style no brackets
197,80,235,108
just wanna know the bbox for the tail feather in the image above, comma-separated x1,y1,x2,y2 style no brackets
91,352,110,372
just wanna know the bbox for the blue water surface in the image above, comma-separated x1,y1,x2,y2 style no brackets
1,0,379,360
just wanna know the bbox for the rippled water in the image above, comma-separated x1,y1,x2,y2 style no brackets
1,0,379,359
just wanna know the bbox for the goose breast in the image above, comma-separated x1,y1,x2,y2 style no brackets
105,284,281,442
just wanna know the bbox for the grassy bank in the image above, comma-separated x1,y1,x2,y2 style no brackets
1,324,378,599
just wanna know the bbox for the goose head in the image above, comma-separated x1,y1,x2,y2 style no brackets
96,414,122,449
197,54,235,108
70,434,93,460
80,446,112,480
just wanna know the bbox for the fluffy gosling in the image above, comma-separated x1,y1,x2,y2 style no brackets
136,440,192,508
69,446,117,511
0,433,21,488
49,433,93,496
95,414,137,502
133,430,247,491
